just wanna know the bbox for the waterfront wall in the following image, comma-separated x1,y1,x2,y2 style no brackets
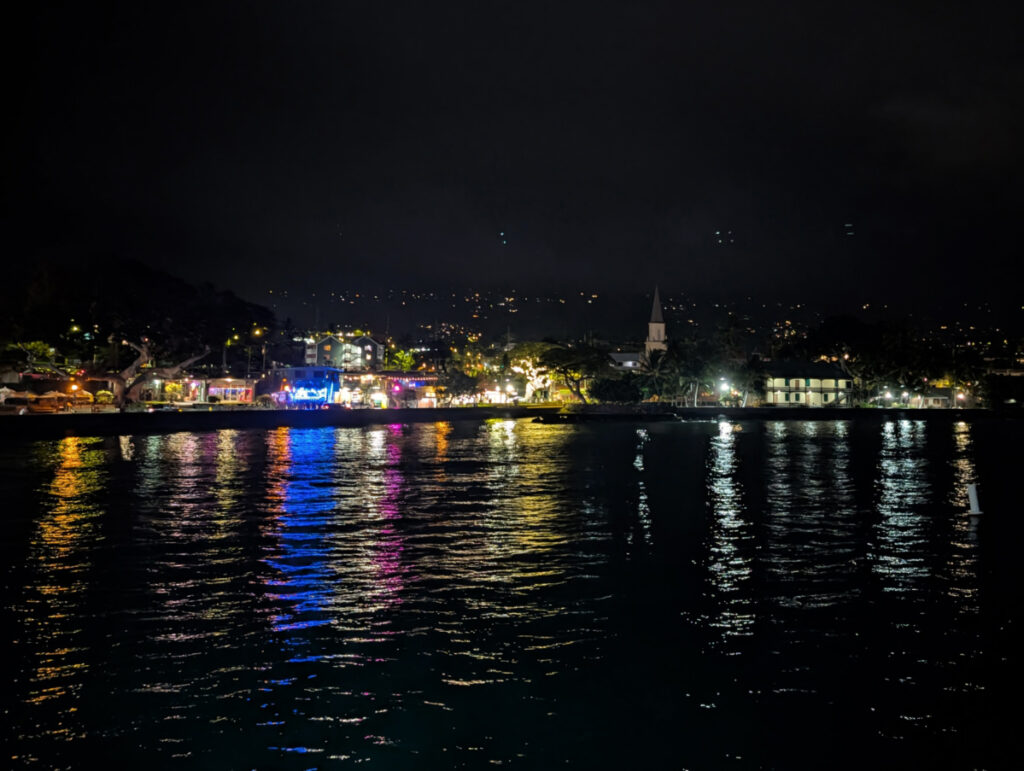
667,406,1018,422
0,406,563,440
0,404,1017,440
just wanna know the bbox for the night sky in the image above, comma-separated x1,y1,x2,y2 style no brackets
8,1,1022,314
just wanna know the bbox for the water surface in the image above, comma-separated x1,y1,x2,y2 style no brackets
2,419,1020,768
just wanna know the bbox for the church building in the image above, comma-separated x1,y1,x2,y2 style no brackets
644,286,667,361
610,287,668,371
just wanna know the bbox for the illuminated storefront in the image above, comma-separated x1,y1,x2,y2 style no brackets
205,378,255,403
267,367,342,405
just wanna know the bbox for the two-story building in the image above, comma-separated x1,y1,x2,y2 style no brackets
763,361,852,407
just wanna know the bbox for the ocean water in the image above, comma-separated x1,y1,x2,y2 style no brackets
1,418,1021,769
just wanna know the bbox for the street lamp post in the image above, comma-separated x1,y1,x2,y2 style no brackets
222,333,241,376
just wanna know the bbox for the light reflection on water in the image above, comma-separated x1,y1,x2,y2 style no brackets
2,419,1016,768
21,438,105,737
704,420,753,643
763,421,860,610
945,421,980,615
872,420,931,592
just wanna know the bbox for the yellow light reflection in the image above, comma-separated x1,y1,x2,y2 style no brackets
944,421,980,614
22,437,106,732
431,421,452,484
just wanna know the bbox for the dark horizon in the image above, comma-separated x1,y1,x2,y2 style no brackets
7,2,1022,315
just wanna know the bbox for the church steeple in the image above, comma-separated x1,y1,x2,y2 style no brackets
645,286,667,358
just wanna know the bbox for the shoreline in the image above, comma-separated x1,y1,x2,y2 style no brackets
0,404,1017,440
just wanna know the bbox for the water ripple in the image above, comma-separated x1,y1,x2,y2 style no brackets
1,418,1014,768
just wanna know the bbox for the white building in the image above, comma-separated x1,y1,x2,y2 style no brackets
763,361,852,407
609,352,643,371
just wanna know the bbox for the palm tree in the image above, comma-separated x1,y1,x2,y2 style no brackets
639,348,669,400
729,357,766,407
673,337,715,407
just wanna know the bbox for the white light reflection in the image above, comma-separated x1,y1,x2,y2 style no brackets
762,421,858,613
871,420,930,592
705,421,753,642
630,428,653,548
486,419,520,487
